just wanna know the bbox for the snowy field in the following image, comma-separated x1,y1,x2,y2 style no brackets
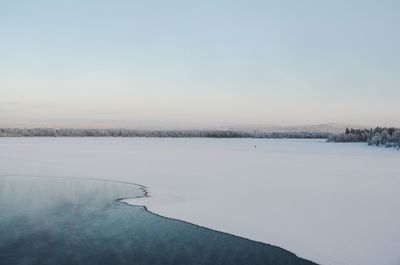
0,138,399,265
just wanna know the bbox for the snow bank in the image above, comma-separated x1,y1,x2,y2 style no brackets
0,138,399,265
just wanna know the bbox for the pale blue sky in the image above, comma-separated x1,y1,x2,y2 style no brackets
1,0,399,127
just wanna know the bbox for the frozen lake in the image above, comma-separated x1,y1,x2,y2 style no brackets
0,138,399,265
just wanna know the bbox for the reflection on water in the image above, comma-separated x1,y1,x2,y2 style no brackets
0,176,317,265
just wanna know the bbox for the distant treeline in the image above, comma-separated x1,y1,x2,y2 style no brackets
0,128,329,139
328,127,400,149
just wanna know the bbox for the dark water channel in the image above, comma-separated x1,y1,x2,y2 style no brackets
0,176,317,265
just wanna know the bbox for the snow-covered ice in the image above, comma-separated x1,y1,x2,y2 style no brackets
0,138,399,265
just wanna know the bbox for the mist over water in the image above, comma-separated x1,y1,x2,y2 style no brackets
0,176,317,265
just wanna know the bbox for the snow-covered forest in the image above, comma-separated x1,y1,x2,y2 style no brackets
328,127,400,149
0,128,329,139
2,127,399,149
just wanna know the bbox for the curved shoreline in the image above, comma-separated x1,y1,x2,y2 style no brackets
118,199,319,265
0,174,319,265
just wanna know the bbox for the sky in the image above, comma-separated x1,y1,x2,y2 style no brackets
0,0,399,128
